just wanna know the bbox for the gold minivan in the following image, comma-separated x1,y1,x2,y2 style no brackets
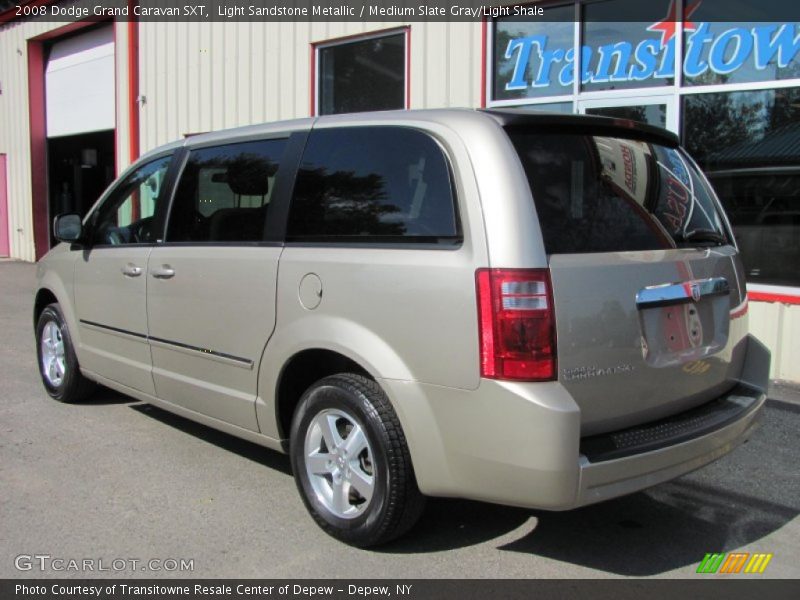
35,109,770,546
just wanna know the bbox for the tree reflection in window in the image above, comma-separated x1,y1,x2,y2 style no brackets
291,167,404,237
685,87,800,286
167,138,287,243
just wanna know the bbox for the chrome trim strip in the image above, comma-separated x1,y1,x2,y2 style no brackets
148,336,253,370
79,320,253,369
80,319,148,340
636,277,730,309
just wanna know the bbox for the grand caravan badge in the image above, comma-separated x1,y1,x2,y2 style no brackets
561,364,635,381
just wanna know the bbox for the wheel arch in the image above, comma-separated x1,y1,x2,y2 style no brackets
33,287,58,328
34,262,83,359
273,348,371,442
33,282,97,402
256,315,417,442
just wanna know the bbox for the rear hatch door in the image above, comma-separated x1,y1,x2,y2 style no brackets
507,125,748,435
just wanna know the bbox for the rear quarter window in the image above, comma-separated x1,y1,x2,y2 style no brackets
287,126,460,244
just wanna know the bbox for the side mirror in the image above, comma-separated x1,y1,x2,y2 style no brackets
53,213,84,244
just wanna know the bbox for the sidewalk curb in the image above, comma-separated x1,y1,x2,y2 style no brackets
768,381,800,406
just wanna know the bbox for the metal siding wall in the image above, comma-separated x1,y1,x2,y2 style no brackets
0,20,42,263
446,22,477,108
0,154,8,256
784,305,800,382
137,21,481,150
749,301,800,382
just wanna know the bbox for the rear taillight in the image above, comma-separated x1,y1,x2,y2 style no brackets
476,268,556,381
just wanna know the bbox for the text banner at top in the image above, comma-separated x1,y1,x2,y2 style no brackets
6,0,800,23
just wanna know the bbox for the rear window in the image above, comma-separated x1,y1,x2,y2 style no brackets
508,132,730,254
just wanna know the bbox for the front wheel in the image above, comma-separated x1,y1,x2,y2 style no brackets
290,374,424,547
35,303,95,403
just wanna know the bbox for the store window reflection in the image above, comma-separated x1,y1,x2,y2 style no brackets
684,87,800,286
682,0,800,86
581,0,674,92
586,104,666,128
493,5,575,101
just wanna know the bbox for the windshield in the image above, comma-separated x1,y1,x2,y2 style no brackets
507,131,730,254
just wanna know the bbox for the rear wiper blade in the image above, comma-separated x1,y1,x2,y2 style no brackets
681,228,727,245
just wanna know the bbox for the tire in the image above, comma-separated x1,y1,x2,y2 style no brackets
35,303,95,403
290,373,425,547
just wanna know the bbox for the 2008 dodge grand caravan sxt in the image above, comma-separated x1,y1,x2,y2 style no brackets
35,109,770,547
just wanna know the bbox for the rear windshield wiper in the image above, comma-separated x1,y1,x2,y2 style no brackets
680,228,727,246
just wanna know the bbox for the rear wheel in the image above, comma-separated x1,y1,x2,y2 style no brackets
290,373,424,547
35,303,95,403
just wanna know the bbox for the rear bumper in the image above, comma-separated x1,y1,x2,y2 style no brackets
381,335,769,510
575,386,764,508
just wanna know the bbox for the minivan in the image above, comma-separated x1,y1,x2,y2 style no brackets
34,109,770,547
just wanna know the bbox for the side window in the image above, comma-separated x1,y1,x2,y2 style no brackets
286,127,460,243
166,138,287,243
90,155,172,246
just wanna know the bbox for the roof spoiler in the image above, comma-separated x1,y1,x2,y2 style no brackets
480,108,680,147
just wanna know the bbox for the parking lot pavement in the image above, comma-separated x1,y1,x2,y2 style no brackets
1,259,799,579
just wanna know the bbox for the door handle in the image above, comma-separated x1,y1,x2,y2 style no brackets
636,277,729,309
121,263,142,277
150,265,176,279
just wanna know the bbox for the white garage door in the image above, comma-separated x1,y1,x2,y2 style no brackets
46,26,115,138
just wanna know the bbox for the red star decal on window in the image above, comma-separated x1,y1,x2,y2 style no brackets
647,0,702,47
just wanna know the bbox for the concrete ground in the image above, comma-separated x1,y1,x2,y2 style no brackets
1,259,798,579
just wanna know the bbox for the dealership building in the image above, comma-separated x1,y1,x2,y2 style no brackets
0,0,798,380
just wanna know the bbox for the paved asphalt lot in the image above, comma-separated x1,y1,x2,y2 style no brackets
1,259,799,579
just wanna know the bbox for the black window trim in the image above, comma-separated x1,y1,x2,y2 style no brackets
283,239,464,251
679,146,737,247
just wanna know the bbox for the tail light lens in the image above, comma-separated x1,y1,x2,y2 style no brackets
476,268,556,381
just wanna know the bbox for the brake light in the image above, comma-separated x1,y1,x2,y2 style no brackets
476,268,556,381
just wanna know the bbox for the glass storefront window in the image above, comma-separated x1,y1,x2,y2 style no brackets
586,104,667,128
684,88,800,286
682,0,800,86
581,0,674,92
318,33,405,116
508,102,574,113
493,4,575,101
491,1,800,102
